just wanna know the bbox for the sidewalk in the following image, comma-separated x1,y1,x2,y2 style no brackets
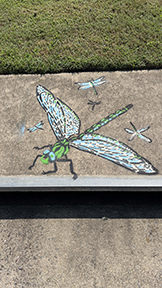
1,70,162,187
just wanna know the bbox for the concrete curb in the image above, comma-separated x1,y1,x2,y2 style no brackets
0,175,162,187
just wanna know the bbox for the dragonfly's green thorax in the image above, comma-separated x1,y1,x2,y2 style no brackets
52,139,69,158
41,139,70,164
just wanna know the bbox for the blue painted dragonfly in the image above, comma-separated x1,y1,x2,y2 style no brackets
28,120,44,132
29,86,158,179
75,76,107,95
124,122,152,143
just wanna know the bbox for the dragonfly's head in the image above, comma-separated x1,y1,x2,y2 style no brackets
41,149,56,164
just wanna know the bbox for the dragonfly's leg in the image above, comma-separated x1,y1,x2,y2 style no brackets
28,155,42,170
42,162,58,175
33,144,53,150
57,156,78,180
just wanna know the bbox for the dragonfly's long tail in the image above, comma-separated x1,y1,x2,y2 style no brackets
83,104,133,134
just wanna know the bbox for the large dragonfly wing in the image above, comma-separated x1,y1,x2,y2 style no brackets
36,85,81,140
70,133,158,174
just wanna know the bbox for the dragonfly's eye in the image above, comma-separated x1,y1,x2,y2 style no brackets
43,149,50,155
49,152,56,162
41,149,51,164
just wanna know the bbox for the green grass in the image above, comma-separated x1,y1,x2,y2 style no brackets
0,0,162,74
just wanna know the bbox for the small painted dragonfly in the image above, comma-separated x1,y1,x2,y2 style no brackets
124,122,152,143
29,86,158,179
28,121,44,133
87,100,101,110
75,76,107,95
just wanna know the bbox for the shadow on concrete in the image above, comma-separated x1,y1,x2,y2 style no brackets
0,192,162,219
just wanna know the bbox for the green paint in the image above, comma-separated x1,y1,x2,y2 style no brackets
38,103,136,170
71,136,77,141
55,146,65,159
50,154,55,160
41,155,49,164
64,145,70,155
52,143,60,152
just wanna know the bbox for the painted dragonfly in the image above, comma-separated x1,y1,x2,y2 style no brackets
28,120,44,132
87,99,101,110
75,76,107,95
124,122,152,143
29,86,158,179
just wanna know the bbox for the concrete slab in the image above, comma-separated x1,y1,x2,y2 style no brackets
1,206,162,287
1,70,162,187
